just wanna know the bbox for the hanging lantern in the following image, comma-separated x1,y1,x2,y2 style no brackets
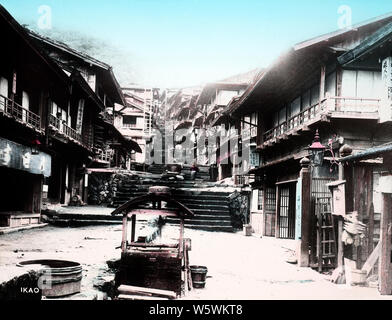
307,130,326,166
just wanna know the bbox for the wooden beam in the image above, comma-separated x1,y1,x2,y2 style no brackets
362,241,381,276
121,215,128,253
127,209,178,217
298,164,311,267
320,64,326,101
131,214,136,243
118,285,177,299
275,185,280,239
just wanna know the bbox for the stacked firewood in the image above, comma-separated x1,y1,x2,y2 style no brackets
88,172,141,206
88,173,116,205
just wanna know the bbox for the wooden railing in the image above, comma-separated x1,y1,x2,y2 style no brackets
94,148,114,163
263,96,381,143
49,114,92,148
0,95,41,131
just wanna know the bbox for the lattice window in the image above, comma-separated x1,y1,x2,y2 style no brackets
265,187,276,212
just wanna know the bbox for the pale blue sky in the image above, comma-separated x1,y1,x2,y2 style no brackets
1,0,392,88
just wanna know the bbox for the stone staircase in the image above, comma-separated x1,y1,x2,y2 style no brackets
112,179,235,232
166,190,233,232
147,164,166,175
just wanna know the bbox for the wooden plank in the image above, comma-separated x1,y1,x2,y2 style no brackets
362,241,381,276
117,294,169,301
121,215,128,253
118,285,177,299
127,209,178,217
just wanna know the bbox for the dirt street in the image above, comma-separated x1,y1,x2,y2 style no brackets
0,225,390,300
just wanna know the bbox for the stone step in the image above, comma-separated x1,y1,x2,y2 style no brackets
165,217,232,227
166,223,234,233
169,199,229,206
192,214,232,220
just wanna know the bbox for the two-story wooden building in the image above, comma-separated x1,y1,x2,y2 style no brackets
0,5,140,228
227,13,392,281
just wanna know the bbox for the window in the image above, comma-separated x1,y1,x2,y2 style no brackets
258,189,263,211
0,77,8,111
22,91,30,110
290,97,301,117
123,115,138,128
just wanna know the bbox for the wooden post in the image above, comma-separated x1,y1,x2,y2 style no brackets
298,157,311,267
319,64,326,101
121,215,128,253
262,182,267,236
179,217,184,257
337,162,345,268
131,214,136,243
336,67,343,111
275,185,280,239
379,192,392,295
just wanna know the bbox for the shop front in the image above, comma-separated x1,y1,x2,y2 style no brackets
0,137,51,227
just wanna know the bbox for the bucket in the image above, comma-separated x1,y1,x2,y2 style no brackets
18,259,83,297
243,224,252,236
350,269,367,286
190,266,208,289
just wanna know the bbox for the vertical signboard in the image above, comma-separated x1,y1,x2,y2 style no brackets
76,99,85,134
380,56,392,123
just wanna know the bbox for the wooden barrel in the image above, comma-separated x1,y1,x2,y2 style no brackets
18,260,82,298
190,266,208,289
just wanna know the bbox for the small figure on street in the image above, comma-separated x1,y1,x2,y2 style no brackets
190,162,199,180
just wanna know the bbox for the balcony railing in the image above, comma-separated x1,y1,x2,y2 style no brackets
94,148,114,163
263,96,381,143
0,95,41,131
49,114,92,148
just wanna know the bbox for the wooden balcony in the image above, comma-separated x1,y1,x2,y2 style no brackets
261,96,381,146
49,114,92,149
0,95,41,132
94,148,114,164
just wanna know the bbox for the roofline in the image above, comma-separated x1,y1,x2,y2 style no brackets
28,28,126,106
108,67,126,105
231,13,392,117
294,11,392,51
27,29,111,70
0,5,70,85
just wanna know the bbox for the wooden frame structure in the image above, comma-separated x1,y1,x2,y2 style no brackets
111,189,194,297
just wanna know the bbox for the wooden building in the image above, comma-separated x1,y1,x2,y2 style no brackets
224,12,392,284
0,5,140,227
27,28,141,206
